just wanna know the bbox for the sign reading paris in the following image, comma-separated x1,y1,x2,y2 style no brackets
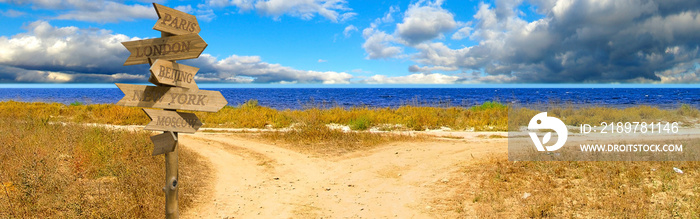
153,3,201,35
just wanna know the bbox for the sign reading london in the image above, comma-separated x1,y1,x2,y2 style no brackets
122,33,207,65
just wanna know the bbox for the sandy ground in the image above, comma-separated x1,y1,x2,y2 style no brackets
177,132,508,218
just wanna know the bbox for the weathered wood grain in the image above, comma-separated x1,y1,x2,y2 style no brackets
153,3,201,35
115,83,227,112
149,59,199,89
150,131,177,156
143,108,202,133
122,33,207,65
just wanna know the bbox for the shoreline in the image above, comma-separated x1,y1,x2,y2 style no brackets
3,87,700,110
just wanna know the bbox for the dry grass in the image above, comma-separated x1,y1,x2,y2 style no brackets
3,100,700,217
0,100,149,125
5,100,699,133
0,115,212,218
199,100,508,131
432,153,700,218
0,100,509,131
509,104,700,130
257,123,428,156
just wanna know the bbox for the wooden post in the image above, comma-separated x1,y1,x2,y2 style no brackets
162,31,179,219
116,4,225,218
164,130,179,218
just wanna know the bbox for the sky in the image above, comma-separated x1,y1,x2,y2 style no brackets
0,0,699,86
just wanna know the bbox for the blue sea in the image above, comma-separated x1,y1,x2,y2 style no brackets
0,88,698,110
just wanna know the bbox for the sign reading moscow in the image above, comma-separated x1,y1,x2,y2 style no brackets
143,108,202,133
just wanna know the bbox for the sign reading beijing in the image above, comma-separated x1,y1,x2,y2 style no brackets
149,59,199,89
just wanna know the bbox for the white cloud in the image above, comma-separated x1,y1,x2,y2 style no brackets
183,54,353,84
362,25,402,59
318,59,327,63
4,0,355,23
338,12,357,22
54,1,156,23
652,62,700,83
0,0,65,9
12,68,74,83
1,9,26,17
351,69,371,74
362,73,460,84
205,0,355,22
412,42,473,67
254,0,352,22
0,21,356,84
408,64,458,73
174,5,194,14
343,25,357,37
373,5,399,24
207,0,255,11
451,26,472,40
1,0,156,23
396,0,456,44
195,4,217,21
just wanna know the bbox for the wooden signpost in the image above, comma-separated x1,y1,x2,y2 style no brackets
116,3,226,218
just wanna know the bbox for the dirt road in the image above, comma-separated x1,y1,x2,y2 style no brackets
178,132,507,218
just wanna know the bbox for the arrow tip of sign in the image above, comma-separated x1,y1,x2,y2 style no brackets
153,3,163,18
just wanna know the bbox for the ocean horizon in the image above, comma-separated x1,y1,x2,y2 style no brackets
0,87,698,110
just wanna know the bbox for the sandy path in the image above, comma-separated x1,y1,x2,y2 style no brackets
178,133,507,218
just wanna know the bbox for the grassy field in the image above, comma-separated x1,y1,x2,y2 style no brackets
509,104,700,130
2,100,699,133
0,100,508,131
1,100,699,217
433,153,700,218
0,114,212,218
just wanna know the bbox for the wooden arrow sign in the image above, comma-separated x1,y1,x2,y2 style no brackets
151,131,177,156
143,108,202,133
149,59,199,89
122,33,207,66
153,3,201,36
115,83,227,112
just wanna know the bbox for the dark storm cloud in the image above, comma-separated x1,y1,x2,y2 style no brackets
411,0,700,83
0,20,152,82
